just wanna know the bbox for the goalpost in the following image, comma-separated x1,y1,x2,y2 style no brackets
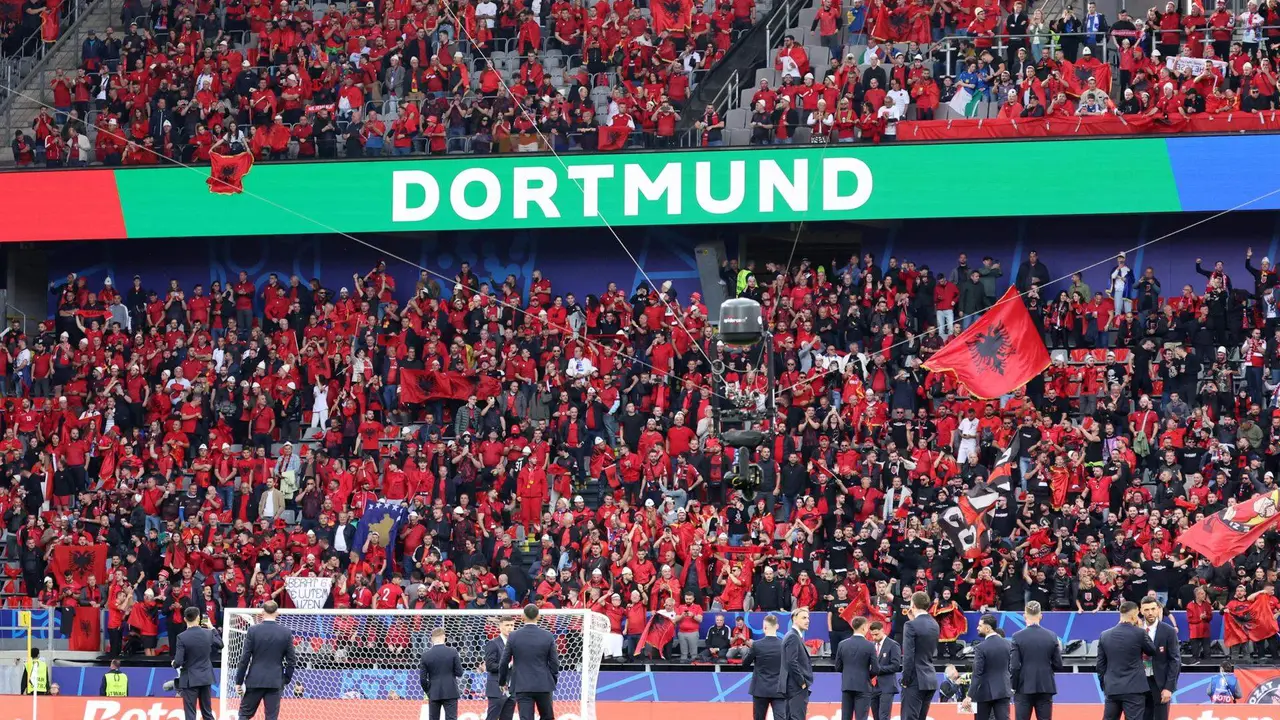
220,608,611,720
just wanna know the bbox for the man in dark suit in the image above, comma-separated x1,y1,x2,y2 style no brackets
1011,601,1063,720
1098,601,1159,720
485,617,517,720
741,613,787,720
834,616,880,720
782,606,814,720
869,621,901,720
901,592,939,720
173,606,222,720
499,604,560,720
969,614,1013,720
1139,597,1181,720
233,601,297,720
419,627,464,720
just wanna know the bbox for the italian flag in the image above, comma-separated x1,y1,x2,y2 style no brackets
948,88,982,118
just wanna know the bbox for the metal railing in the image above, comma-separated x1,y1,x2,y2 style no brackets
764,0,805,63
0,608,58,652
937,29,1111,80
0,0,108,140
706,68,742,118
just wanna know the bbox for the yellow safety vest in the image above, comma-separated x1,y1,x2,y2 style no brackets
25,659,48,694
104,672,128,697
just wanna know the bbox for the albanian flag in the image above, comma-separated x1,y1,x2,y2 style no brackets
68,606,102,651
650,0,690,33
923,286,1050,400
399,369,502,404
208,151,253,194
1059,57,1113,98
931,601,969,642
1224,594,1280,648
50,543,107,585
1179,490,1280,566
869,0,909,42
840,582,889,627
637,612,676,658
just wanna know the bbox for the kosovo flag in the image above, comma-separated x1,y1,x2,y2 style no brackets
354,501,407,550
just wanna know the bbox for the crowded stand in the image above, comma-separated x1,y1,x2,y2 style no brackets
11,0,1280,162
10,0,764,166
8,249,1280,665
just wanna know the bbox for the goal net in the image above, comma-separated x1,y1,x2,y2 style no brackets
219,608,611,720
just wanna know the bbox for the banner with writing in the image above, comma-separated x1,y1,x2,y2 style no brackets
1165,56,1227,76
285,576,333,610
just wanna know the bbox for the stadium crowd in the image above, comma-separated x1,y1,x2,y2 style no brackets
6,248,1280,663
11,0,1280,163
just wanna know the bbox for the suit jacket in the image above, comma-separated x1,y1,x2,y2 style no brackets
970,634,1013,702
782,627,814,695
1146,621,1182,693
485,636,509,698
233,620,297,690
741,634,787,699
1010,624,1063,695
499,623,560,693
172,625,223,688
1097,623,1158,697
873,637,902,694
419,644,464,700
834,635,879,693
258,489,285,519
902,614,940,691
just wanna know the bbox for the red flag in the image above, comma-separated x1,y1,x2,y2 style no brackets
400,369,478,404
932,601,969,642
636,612,676,658
649,0,690,33
1224,594,1280,647
1178,490,1280,566
1059,57,1113,98
842,582,888,626
50,543,107,585
68,606,101,651
208,152,253,194
1236,667,1280,702
922,287,1050,399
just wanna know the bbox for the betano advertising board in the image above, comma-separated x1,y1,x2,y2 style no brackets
7,698,1280,720
1,135,1278,242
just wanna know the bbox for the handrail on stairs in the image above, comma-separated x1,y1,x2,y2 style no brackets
0,0,111,142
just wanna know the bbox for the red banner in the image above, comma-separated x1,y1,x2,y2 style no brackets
49,543,107,585
1179,490,1280,566
922,287,1050,399
208,152,253,194
899,112,1280,142
68,606,102,651
650,0,690,33
1224,593,1280,648
399,369,501,404
8,698,1279,720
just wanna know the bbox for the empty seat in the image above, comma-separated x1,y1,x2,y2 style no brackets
725,108,748,129
806,45,830,71
754,67,778,87
739,87,756,109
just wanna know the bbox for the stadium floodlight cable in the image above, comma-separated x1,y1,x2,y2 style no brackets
770,182,1280,400
434,5,722,376
220,607,611,720
0,81,736,403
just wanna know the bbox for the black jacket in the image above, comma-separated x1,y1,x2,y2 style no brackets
902,615,939,690
173,625,223,688
233,619,296,690
742,634,787,698
834,634,879,693
1010,624,1063,694
1097,623,1158,696
419,643,464,700
499,623,560,693
970,633,1013,702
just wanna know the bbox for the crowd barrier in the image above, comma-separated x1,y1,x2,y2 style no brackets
40,668,1251,703
0,698,1275,720
651,611,1220,644
897,112,1280,141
